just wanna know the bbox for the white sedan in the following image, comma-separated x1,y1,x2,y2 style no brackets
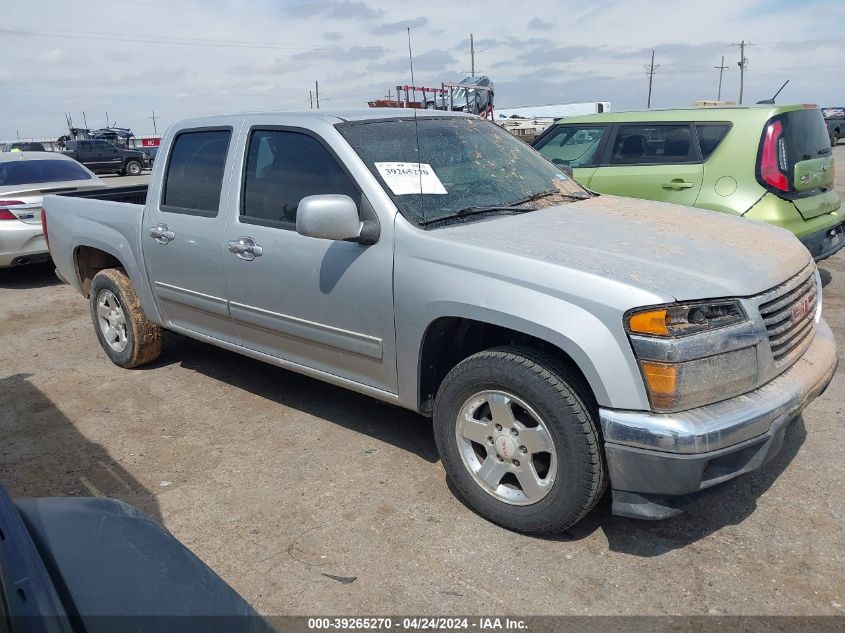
0,151,104,267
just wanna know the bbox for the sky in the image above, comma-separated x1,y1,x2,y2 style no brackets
1,0,843,140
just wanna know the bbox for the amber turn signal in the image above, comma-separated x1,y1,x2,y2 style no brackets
627,309,669,336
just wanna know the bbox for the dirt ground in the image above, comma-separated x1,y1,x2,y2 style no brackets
1,150,843,616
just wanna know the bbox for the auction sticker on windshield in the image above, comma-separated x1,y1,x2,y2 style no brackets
375,162,447,195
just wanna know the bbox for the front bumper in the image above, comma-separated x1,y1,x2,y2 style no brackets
800,220,845,262
600,319,837,519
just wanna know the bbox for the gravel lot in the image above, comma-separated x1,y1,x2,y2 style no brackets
1,150,843,616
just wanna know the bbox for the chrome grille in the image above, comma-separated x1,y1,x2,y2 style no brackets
757,265,818,368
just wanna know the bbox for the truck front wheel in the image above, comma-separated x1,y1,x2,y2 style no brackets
124,160,143,176
433,346,606,534
90,268,162,368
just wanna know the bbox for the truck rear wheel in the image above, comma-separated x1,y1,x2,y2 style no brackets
90,268,162,368
433,346,606,534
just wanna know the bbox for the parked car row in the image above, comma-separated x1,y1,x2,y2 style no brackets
40,108,838,534
533,104,844,261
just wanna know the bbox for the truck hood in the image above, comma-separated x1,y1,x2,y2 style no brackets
436,195,811,301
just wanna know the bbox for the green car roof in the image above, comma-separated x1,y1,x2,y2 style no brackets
555,104,811,125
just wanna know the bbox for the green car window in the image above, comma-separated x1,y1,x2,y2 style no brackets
695,123,731,160
535,126,607,167
610,124,696,165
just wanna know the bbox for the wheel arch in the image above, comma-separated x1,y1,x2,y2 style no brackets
411,303,646,414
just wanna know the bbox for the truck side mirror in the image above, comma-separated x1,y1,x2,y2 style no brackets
296,195,363,242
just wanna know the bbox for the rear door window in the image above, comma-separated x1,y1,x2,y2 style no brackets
695,123,731,160
162,129,232,216
534,125,607,167
609,124,698,164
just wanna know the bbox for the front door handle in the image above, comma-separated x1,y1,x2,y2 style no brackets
149,223,175,244
227,237,263,261
661,179,695,190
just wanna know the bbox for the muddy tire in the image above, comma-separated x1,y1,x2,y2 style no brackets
433,346,606,534
90,268,162,368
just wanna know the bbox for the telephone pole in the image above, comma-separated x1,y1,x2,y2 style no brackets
309,89,313,109
730,40,751,104
148,110,158,135
470,33,475,76
644,50,659,109
715,56,729,101
315,81,320,109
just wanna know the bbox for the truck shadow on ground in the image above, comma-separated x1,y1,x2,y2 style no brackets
819,267,832,288
0,261,62,289
0,373,163,525
564,417,807,556
165,333,440,463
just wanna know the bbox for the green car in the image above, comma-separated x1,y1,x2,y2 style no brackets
532,105,844,261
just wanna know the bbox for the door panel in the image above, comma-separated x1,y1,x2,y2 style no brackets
590,123,704,206
143,127,237,343
223,127,397,393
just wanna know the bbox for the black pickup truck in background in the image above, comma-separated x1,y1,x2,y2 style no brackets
62,139,146,176
823,107,844,146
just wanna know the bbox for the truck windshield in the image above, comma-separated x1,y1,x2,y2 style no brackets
337,117,588,226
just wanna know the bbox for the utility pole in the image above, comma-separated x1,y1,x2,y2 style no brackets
82,111,88,129
715,56,729,101
315,81,320,109
643,50,659,109
309,89,313,109
730,40,751,104
470,33,475,76
148,110,158,135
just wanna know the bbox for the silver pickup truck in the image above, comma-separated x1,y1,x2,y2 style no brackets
43,110,837,534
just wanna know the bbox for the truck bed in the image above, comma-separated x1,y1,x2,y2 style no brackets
61,184,148,205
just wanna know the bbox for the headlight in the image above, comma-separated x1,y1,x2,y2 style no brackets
626,300,745,337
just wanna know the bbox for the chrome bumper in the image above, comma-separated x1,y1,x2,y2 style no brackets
600,318,837,455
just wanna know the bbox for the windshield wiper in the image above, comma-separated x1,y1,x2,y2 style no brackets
509,189,593,206
419,205,535,226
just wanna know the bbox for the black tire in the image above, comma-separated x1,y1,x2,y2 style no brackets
90,268,162,368
125,160,143,176
832,130,840,146
433,346,606,534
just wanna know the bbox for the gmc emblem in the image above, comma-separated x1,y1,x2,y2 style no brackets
791,294,813,324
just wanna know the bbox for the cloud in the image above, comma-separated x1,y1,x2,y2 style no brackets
527,17,553,30
371,17,428,35
367,49,457,73
286,1,383,20
323,32,343,41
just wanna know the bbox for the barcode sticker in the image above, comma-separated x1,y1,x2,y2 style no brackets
375,162,448,195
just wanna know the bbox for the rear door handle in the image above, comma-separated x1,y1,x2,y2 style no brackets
227,237,263,261
149,223,175,244
661,179,695,190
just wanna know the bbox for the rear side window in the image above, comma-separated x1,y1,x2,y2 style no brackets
695,124,730,160
241,129,359,227
0,159,93,186
609,124,697,164
162,129,231,216
534,125,607,168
